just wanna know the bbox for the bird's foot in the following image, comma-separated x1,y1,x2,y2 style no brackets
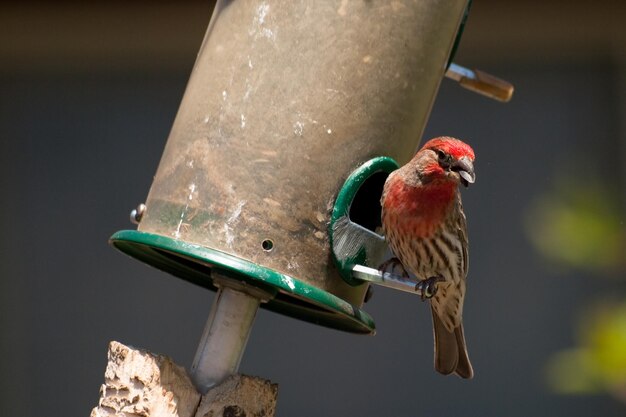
415,276,445,300
378,257,410,279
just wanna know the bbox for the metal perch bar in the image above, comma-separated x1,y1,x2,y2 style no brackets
351,264,425,296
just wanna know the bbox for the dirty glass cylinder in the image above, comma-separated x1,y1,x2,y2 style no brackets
138,0,468,312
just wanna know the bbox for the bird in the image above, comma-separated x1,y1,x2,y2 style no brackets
380,136,476,379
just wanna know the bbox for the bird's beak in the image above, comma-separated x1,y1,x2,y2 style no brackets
453,156,475,187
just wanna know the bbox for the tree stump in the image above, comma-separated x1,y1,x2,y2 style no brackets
90,341,277,417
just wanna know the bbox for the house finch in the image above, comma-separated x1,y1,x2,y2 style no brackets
381,136,475,379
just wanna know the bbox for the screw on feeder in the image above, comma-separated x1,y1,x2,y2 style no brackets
130,203,146,225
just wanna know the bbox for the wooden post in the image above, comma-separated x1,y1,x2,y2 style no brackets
90,341,278,417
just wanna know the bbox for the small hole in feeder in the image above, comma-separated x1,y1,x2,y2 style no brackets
262,239,274,251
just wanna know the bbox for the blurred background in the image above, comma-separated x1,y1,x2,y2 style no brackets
1,0,625,416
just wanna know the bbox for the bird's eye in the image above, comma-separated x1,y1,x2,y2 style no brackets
436,149,452,167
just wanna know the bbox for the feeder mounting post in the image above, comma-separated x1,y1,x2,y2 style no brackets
190,273,272,394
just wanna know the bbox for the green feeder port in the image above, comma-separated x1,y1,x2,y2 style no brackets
329,157,400,286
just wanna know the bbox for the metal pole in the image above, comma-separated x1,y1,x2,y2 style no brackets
190,276,264,393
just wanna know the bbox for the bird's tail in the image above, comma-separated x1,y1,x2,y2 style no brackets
431,306,474,379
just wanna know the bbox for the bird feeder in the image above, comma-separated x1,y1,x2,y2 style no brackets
110,0,511,393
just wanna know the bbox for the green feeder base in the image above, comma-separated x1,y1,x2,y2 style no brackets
110,230,375,334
